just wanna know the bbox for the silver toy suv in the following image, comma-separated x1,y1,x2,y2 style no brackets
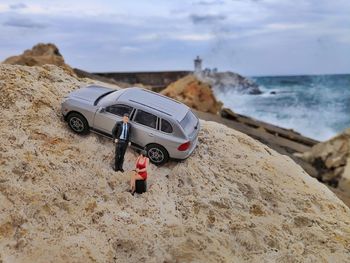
61,85,200,164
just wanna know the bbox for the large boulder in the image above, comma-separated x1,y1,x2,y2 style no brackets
299,129,350,190
161,74,222,114
2,43,74,75
1,64,350,262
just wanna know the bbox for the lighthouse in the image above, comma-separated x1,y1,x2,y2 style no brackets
194,56,202,75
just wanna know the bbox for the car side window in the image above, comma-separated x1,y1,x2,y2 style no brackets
106,104,133,116
134,110,157,129
161,119,173,133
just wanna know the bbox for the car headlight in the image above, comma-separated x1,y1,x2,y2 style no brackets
61,97,70,113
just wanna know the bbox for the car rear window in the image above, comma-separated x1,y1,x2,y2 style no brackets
161,119,173,133
180,110,198,135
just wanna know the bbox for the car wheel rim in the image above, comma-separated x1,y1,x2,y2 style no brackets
69,117,84,132
148,148,164,163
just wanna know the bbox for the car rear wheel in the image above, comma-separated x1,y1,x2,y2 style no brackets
67,112,89,135
146,144,169,165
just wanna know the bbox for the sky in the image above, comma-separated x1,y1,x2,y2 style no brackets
0,0,349,76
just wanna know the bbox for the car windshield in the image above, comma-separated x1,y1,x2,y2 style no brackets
180,110,198,135
97,90,121,105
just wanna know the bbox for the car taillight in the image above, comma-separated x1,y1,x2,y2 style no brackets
178,141,190,151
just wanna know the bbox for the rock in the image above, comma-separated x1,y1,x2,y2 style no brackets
198,71,262,95
325,155,346,169
339,156,350,192
161,74,222,114
2,43,74,75
1,64,350,262
220,108,319,151
322,169,342,186
300,129,350,188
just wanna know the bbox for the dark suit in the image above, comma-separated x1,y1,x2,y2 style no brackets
112,121,132,171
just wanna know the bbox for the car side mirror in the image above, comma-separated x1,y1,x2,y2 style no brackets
99,107,106,113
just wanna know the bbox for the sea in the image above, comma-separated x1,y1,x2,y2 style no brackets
214,74,350,142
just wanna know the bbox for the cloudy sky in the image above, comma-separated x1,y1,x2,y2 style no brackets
0,0,349,76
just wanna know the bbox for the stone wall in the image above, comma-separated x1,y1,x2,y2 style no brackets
93,71,191,91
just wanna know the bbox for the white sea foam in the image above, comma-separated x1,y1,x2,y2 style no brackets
214,75,350,141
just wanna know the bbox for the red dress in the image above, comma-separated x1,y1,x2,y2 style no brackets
136,157,148,180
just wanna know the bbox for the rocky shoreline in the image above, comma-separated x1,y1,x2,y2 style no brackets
159,75,350,206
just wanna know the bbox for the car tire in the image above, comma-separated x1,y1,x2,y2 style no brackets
67,112,90,135
146,144,169,165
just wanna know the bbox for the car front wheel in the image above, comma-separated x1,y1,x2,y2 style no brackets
67,112,89,135
146,144,169,165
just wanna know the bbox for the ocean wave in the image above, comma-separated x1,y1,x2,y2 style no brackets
215,74,350,141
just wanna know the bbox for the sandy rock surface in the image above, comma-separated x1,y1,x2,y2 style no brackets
161,75,222,114
2,43,74,75
1,64,350,262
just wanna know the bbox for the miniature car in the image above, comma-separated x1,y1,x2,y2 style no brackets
61,85,200,164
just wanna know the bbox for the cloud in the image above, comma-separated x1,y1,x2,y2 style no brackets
190,14,226,24
120,46,141,54
172,33,214,41
9,3,27,10
193,0,225,6
135,32,214,42
0,0,349,75
3,17,46,28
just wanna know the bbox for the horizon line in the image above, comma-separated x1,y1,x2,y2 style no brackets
86,68,350,78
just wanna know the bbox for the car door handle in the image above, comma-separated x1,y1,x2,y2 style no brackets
148,133,154,137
